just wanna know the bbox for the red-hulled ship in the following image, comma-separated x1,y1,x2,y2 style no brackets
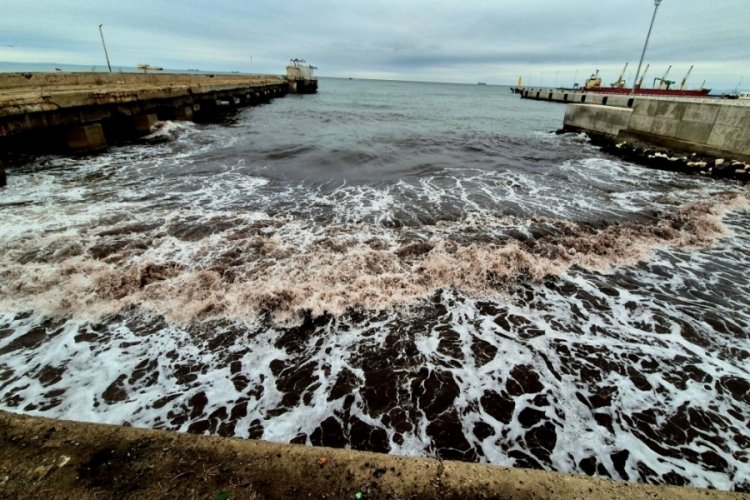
579,64,711,97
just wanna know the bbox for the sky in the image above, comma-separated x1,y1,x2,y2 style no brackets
0,0,748,90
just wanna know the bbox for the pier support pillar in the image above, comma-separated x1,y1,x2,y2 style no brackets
131,113,158,135
66,123,107,152
0,160,6,187
174,106,193,121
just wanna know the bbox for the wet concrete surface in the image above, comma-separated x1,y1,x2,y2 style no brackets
0,410,745,499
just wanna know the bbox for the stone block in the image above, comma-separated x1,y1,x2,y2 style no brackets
675,121,713,144
66,123,107,152
650,117,679,137
628,114,653,133
0,160,6,187
131,113,158,135
682,103,720,124
175,106,193,121
632,98,659,116
714,106,750,128
707,125,750,157
563,104,632,137
605,95,632,108
655,101,686,120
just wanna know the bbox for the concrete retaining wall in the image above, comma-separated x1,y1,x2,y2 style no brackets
563,98,750,162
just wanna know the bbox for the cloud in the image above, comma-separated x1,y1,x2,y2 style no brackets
0,0,747,88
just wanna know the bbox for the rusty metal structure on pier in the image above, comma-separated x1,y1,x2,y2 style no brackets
286,58,318,94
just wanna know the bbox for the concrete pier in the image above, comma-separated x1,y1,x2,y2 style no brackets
562,98,750,164
0,410,744,499
0,72,288,152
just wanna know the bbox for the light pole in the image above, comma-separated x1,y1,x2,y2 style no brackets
98,24,112,72
631,0,662,95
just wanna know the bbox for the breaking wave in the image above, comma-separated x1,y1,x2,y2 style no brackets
0,192,747,325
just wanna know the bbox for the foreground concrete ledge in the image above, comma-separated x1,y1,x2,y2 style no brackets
0,411,744,499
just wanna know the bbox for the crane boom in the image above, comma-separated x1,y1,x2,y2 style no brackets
679,65,694,91
613,62,629,88
656,65,672,89
637,64,650,89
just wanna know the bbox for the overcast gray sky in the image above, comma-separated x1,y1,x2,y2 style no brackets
1,0,748,89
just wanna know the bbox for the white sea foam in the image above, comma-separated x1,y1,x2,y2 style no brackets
1,98,749,490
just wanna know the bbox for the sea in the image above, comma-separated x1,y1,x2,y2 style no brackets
1,77,749,491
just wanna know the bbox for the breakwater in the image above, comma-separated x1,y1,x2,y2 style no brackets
561,97,750,179
0,72,288,152
1,410,744,499
516,86,750,177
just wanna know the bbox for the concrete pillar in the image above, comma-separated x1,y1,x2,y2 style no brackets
0,160,6,188
131,113,158,135
66,123,107,152
174,106,193,121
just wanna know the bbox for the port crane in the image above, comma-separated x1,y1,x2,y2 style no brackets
637,64,650,89
653,65,674,90
678,65,694,91
611,62,629,88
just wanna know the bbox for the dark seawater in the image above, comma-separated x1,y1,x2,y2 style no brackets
1,78,749,491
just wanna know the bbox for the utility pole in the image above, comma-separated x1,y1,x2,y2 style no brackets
631,0,662,95
98,24,112,72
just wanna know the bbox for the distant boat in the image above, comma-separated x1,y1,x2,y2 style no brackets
477,82,487,85
137,64,163,73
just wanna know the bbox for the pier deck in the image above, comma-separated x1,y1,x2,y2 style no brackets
0,72,289,151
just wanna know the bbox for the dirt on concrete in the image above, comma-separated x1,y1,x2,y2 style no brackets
0,410,746,499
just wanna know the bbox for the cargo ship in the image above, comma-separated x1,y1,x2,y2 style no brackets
579,64,711,97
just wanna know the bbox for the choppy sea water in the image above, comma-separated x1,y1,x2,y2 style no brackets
1,78,749,491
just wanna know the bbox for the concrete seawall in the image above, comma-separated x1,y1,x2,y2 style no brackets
0,411,746,499
0,72,289,152
561,97,750,168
